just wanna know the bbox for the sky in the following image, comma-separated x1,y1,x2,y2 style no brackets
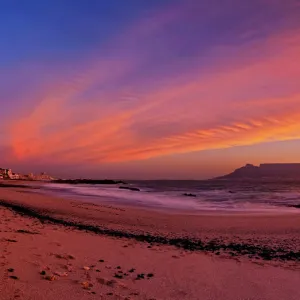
0,0,300,179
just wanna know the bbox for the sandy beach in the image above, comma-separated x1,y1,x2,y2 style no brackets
0,182,300,300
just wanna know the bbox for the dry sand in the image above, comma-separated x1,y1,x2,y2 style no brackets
0,182,300,300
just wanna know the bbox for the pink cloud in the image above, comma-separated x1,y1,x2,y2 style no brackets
5,3,300,167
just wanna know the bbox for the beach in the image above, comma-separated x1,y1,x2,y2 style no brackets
0,182,300,300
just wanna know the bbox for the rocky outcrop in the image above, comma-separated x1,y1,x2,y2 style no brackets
119,186,140,191
183,193,197,197
52,179,127,185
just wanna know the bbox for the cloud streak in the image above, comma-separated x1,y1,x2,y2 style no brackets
2,0,300,176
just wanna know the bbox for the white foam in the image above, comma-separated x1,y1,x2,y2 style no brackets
43,183,300,214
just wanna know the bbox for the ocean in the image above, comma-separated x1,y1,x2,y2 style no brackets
41,180,300,214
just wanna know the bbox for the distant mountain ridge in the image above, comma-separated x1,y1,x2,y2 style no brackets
216,163,300,180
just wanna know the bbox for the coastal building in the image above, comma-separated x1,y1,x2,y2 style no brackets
10,173,20,180
0,168,11,179
0,168,55,181
37,172,55,180
0,168,20,180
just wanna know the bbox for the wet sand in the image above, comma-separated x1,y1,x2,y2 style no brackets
0,182,300,299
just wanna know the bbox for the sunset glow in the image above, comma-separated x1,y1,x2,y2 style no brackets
1,0,300,178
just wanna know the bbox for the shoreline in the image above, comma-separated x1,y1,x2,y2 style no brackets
1,183,300,262
1,199,300,262
6,180,300,216
38,187,300,216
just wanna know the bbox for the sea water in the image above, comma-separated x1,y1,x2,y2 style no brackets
41,180,300,214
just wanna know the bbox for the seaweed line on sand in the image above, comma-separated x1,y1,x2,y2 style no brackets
0,199,299,262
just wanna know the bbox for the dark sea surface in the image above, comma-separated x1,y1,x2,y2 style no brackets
41,179,300,214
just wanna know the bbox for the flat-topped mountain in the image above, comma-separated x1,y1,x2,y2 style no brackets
216,163,300,180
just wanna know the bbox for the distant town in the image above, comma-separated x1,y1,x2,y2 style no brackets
0,168,54,181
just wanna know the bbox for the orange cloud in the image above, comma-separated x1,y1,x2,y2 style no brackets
104,102,300,162
7,19,300,166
